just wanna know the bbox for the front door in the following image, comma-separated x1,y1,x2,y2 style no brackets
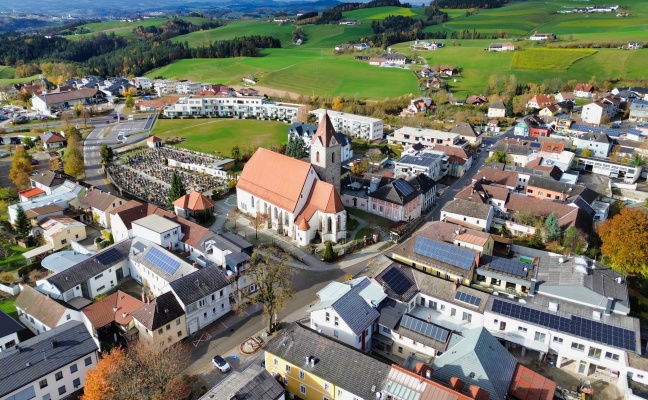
116,266,124,281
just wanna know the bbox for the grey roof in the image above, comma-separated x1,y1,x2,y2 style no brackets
397,314,452,351
491,141,532,156
130,291,185,330
0,310,26,339
369,178,420,206
130,238,196,283
432,327,518,400
577,132,610,144
132,214,179,233
331,279,380,335
29,171,66,188
405,173,437,195
264,322,391,399
535,256,630,313
0,321,97,398
442,199,492,220
528,176,575,194
489,101,506,109
374,262,419,302
219,231,253,252
450,122,481,138
412,269,490,313
377,298,407,330
47,239,132,293
169,266,230,307
397,152,442,168
200,364,284,400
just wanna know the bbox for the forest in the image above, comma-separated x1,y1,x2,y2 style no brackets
131,18,223,41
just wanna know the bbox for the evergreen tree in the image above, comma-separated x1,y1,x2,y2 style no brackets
544,213,560,242
285,136,308,159
322,241,335,262
14,205,31,240
505,96,514,118
99,144,114,165
168,171,186,210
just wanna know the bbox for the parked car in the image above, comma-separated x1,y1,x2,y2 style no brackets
212,355,231,373
31,159,39,165
0,151,9,158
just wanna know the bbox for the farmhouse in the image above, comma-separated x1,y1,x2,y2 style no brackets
529,33,556,41
369,53,407,66
628,41,644,49
465,95,488,106
488,101,506,118
437,65,455,76
573,83,595,98
488,42,515,51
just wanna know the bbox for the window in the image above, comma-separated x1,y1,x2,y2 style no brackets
588,347,602,359
66,314,71,320
571,342,585,351
95,273,104,280
274,358,278,366
55,371,63,381
166,324,171,331
73,378,81,389
534,332,546,342
39,379,48,389
163,233,170,239
167,337,172,343
334,330,338,338
58,386,66,395
97,285,105,292
300,370,305,379
429,300,437,310
176,319,181,325
158,328,163,334
325,312,330,322
43,395,51,400
324,383,330,390
85,356,92,366
301,385,307,395
338,389,343,396
61,239,67,245
283,377,288,385
286,365,291,372
398,346,403,353
462,312,472,322
605,352,619,361
334,316,339,327
518,326,528,333
70,364,78,373
382,326,391,334
211,294,215,301
451,308,456,317
553,336,563,344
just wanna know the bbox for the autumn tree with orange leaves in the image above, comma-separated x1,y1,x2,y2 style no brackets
82,342,189,400
599,207,648,276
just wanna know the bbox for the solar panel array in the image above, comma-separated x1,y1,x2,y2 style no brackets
393,179,415,197
400,314,450,343
488,257,529,277
455,291,482,307
95,248,122,266
492,299,636,351
144,247,181,276
380,268,413,297
413,236,475,271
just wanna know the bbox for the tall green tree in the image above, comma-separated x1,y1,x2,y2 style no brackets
99,144,114,165
505,96,514,118
168,171,186,209
486,150,507,164
14,205,31,240
63,145,85,178
322,241,335,262
285,136,308,159
544,213,560,241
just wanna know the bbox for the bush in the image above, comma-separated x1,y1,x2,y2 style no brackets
102,230,114,244
322,241,335,262
310,231,322,244
18,261,41,277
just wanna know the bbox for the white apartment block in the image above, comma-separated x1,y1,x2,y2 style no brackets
153,79,178,96
163,96,302,122
311,109,384,141
388,126,462,149
176,81,202,95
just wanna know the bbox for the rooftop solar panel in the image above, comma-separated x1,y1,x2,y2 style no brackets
400,314,449,342
413,236,475,271
381,268,413,296
488,257,529,277
95,248,122,266
393,179,415,197
492,299,636,351
455,291,481,307
144,247,181,276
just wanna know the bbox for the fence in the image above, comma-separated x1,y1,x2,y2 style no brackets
0,282,20,296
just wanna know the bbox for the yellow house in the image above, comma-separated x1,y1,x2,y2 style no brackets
39,216,87,250
131,291,187,351
264,322,391,400
392,234,478,286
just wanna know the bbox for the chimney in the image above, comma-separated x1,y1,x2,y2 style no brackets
427,313,431,322
469,386,490,400
113,306,118,312
605,297,613,316
529,278,537,297
141,291,146,303
310,357,315,367
450,377,466,393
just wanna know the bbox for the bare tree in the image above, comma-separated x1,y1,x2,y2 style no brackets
237,252,294,333
228,208,242,231
249,213,267,239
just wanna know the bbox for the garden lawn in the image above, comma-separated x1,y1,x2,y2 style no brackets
355,227,375,241
0,75,39,86
510,49,597,70
346,207,394,229
0,245,30,273
0,298,17,319
150,118,288,156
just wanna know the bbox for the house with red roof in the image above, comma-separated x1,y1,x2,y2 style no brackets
173,191,215,219
39,131,66,150
18,187,45,202
81,290,144,347
146,135,162,148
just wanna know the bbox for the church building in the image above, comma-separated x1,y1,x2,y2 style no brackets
236,113,347,245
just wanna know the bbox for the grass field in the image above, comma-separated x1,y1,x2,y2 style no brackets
510,49,597,70
0,298,17,319
0,74,38,86
0,66,15,79
69,17,214,40
150,118,289,155
147,48,420,99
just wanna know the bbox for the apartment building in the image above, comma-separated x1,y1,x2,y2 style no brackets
311,109,383,141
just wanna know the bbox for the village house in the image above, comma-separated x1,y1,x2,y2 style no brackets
465,95,488,106
434,144,474,177
488,101,506,118
68,187,125,228
37,216,87,251
451,122,483,146
527,95,556,110
574,83,595,98
441,199,494,231
368,178,422,222
369,53,407,66
581,95,621,125
39,131,66,150
629,100,648,122
529,33,556,40
488,42,515,51
130,291,187,351
400,97,435,116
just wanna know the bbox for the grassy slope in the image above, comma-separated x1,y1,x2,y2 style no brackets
69,17,214,40
0,298,17,319
150,118,289,154
0,74,39,86
0,66,15,79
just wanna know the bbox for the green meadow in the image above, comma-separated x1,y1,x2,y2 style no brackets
150,118,289,154
0,74,39,86
69,16,214,40
510,49,597,70
0,66,15,79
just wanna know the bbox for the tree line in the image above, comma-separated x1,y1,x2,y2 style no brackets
131,18,223,41
297,0,410,25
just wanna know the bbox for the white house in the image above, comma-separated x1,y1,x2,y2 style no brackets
309,277,385,352
311,109,383,141
162,95,303,122
15,285,83,336
8,182,81,225
166,267,233,335
0,321,98,400
440,199,494,231
131,214,183,251
0,310,25,352
488,101,506,118
388,126,462,149
394,149,448,181
572,132,612,157
176,80,202,95
133,77,152,90
581,96,620,125
287,122,354,162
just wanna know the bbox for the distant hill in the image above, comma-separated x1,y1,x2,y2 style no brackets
0,0,349,16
